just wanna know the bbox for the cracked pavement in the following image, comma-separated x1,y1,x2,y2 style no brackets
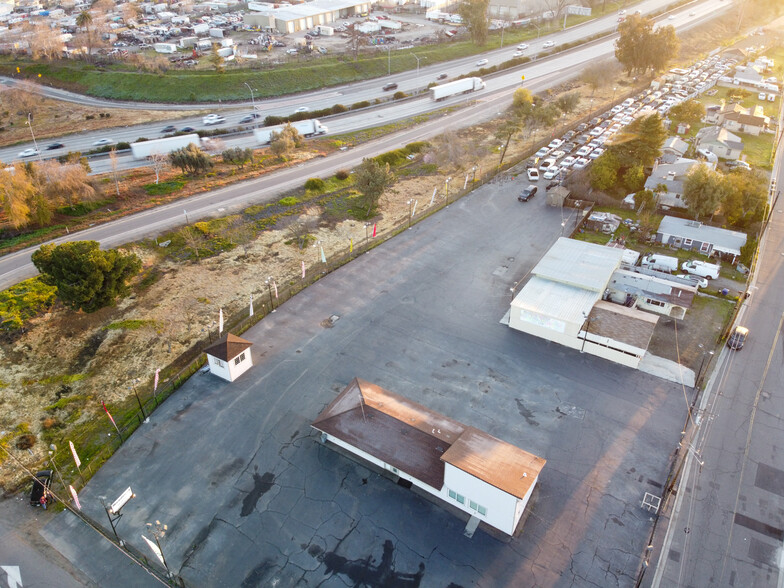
42,176,687,587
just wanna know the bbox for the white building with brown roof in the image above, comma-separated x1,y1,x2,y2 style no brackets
204,333,253,382
312,378,546,536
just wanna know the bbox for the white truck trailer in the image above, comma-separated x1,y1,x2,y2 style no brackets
253,119,329,145
430,77,485,101
130,134,201,160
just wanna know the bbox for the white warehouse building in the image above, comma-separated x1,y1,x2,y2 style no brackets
508,238,659,368
312,378,546,536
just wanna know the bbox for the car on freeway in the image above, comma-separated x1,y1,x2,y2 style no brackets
517,43,529,50
527,168,540,181
46,142,65,150
668,14,675,19
92,138,114,146
518,185,537,202
382,82,399,91
727,326,748,350
204,115,226,126
18,148,39,157
180,126,196,133
295,106,309,112
513,51,525,58
437,73,448,80
239,115,258,124
161,125,177,133
476,58,489,66
543,166,561,180
542,40,555,48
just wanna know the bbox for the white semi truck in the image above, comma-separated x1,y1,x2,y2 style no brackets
253,119,329,145
429,77,485,101
130,134,201,160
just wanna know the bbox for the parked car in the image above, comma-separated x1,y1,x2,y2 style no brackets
575,146,592,157
572,157,589,169
92,138,114,146
476,58,489,67
18,147,39,158
547,138,563,149
534,147,550,158
382,82,399,91
538,157,557,172
543,166,561,180
561,156,576,168
727,325,748,350
30,470,52,507
518,185,537,202
726,160,751,171
527,168,540,181
161,125,177,133
45,142,65,150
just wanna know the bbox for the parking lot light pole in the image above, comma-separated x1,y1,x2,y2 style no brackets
129,378,146,421
145,520,171,577
445,177,452,205
265,276,275,312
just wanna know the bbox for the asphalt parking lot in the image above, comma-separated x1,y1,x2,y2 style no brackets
43,176,688,587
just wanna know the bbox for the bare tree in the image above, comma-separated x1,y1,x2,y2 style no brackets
180,226,206,262
109,149,120,196
149,152,169,184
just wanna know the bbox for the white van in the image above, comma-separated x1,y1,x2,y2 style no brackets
681,260,720,279
641,254,679,273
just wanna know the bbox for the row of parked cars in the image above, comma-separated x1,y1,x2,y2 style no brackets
518,55,740,202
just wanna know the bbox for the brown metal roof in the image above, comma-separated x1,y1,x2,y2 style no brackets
441,427,546,499
312,379,545,496
204,333,253,361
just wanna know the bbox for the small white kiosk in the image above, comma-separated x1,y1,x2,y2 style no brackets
204,333,253,382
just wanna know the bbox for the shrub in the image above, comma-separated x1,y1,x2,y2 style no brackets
351,101,371,110
279,196,299,206
0,277,57,331
304,178,326,192
374,149,407,167
404,141,429,153
144,180,185,195
392,91,407,100
335,169,350,180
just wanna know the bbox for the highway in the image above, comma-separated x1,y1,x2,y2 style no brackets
0,0,730,293
1,0,721,165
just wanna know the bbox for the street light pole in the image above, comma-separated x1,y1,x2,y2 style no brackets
364,222,370,249
412,53,421,80
386,46,391,76
445,177,452,205
580,312,592,353
243,82,258,128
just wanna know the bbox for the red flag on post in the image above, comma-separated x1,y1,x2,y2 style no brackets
102,401,121,437
372,223,377,237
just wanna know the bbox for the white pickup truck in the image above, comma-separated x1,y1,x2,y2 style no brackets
203,114,226,125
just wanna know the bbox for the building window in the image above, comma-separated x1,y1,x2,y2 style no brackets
646,298,666,307
448,489,465,504
214,358,223,367
469,500,488,516
683,238,693,247
234,352,246,366
700,242,710,253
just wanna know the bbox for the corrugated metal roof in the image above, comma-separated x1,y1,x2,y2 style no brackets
531,238,623,292
658,216,747,253
441,427,545,499
610,269,696,306
513,276,600,325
